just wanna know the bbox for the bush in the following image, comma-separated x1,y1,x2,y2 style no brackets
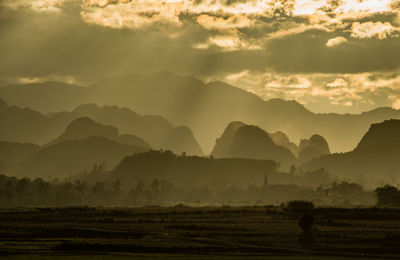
298,213,314,232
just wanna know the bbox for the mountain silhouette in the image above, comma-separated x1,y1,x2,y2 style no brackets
211,122,296,167
73,104,155,145
14,137,148,178
301,120,400,185
0,141,40,173
3,72,400,153
48,117,150,149
142,115,174,144
355,119,400,150
269,131,299,157
160,126,203,156
298,134,330,163
211,121,246,158
0,105,51,144
111,150,278,189
0,101,181,150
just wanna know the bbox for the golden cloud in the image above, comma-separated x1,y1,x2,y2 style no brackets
326,36,348,47
196,14,253,30
351,21,398,39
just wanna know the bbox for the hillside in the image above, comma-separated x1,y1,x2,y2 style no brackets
0,141,41,173
301,120,400,186
0,101,172,148
211,122,296,168
298,134,330,163
111,150,278,190
0,105,52,144
48,117,151,149
14,137,148,178
73,104,155,145
2,72,400,153
160,126,203,156
269,131,299,157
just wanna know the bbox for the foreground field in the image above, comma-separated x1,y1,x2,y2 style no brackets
1,206,400,259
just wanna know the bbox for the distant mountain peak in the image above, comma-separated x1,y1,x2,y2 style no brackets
265,98,311,114
161,126,203,156
211,121,246,158
269,131,299,157
361,107,398,116
356,119,400,150
54,117,119,144
212,122,296,167
298,134,330,163
74,103,100,111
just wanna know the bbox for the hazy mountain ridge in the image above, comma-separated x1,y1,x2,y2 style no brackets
14,136,148,178
0,141,41,173
160,126,203,156
73,104,155,145
298,134,331,163
2,72,400,153
300,120,400,186
47,117,151,149
0,104,51,144
269,131,299,157
111,150,278,190
211,122,297,168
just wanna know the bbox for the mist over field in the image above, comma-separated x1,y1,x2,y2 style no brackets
1,0,400,259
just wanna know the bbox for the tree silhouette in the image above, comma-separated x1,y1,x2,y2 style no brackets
298,213,314,232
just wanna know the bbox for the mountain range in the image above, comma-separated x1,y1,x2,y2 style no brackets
2,71,400,154
301,119,400,186
0,97,203,155
2,72,400,185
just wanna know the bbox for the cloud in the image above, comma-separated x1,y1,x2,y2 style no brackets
392,98,400,109
80,1,184,29
193,31,261,51
1,0,68,13
196,14,253,30
212,69,400,113
266,22,332,39
351,21,398,39
327,78,348,87
2,0,400,115
326,36,348,47
266,75,311,89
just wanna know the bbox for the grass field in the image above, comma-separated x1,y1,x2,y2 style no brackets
1,206,400,259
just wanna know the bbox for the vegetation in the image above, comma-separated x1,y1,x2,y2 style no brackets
287,200,314,212
375,185,400,206
1,206,400,258
298,213,314,232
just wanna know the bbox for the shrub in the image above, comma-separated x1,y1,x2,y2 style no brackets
298,213,314,232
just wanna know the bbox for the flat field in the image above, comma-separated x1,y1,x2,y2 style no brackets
1,206,400,259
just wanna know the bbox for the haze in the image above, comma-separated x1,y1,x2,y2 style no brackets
1,0,400,113
3,2,400,258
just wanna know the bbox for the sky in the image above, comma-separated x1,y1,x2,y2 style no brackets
1,0,400,113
